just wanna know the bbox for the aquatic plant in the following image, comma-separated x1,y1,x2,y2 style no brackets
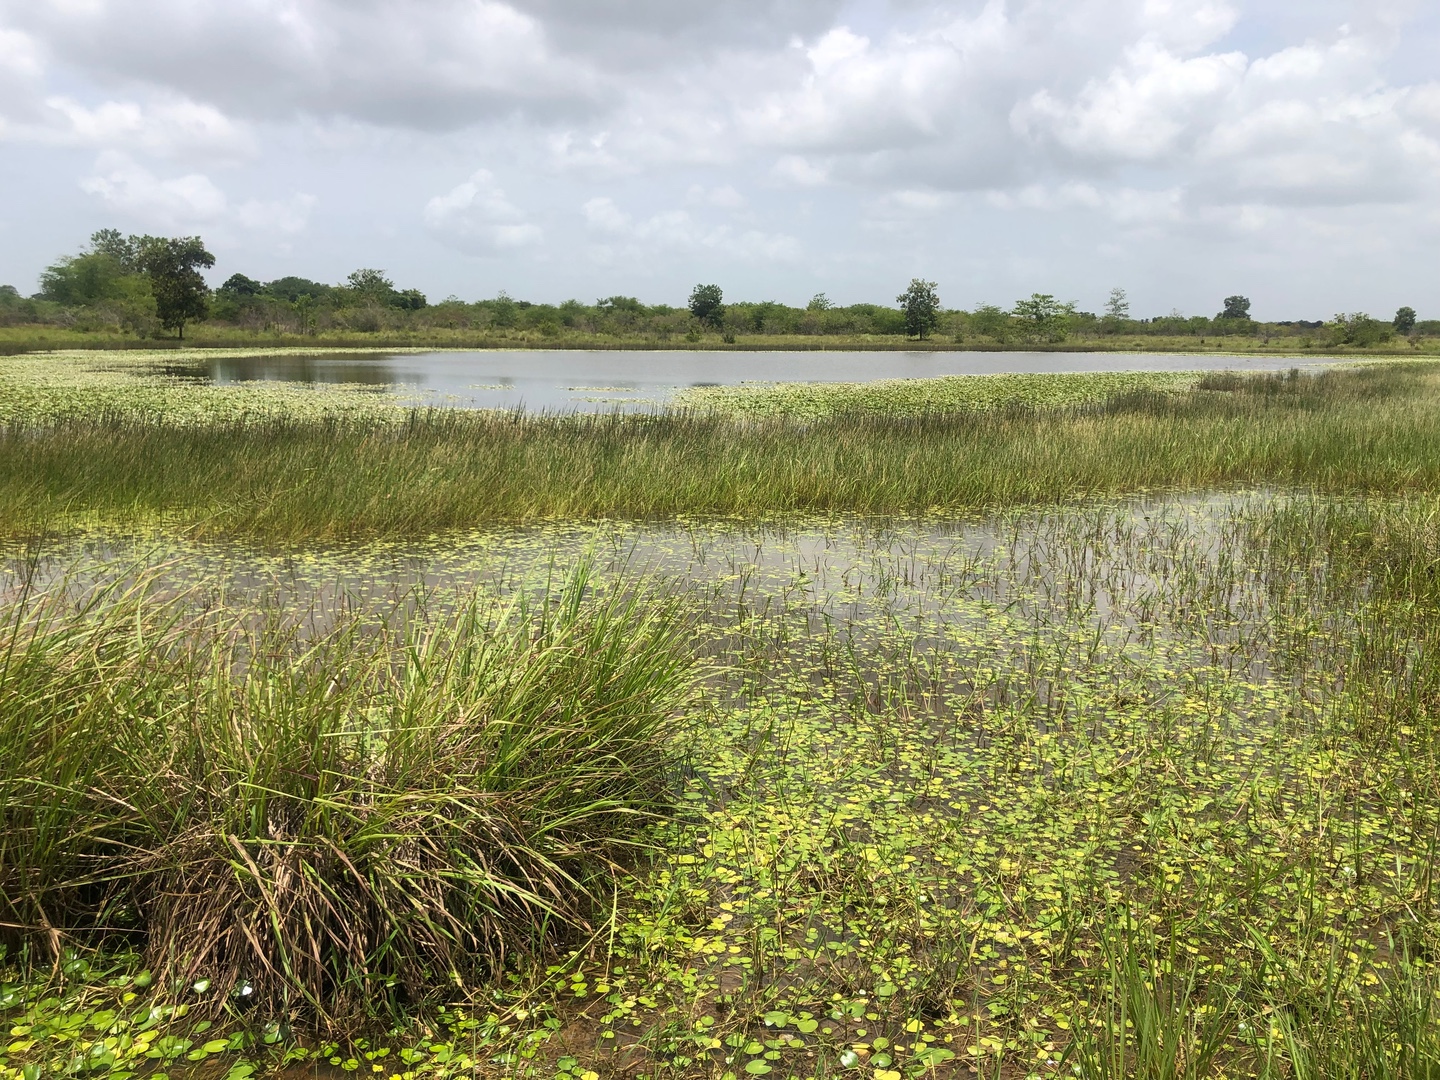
0,564,695,1031
5,362,1440,539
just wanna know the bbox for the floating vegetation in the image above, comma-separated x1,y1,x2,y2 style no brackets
673,369,1206,417
3,493,1440,1077
0,350,416,425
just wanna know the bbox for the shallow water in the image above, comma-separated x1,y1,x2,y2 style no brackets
2,494,1290,684
171,349,1330,411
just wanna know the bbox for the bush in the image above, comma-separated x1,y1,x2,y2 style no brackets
0,565,695,1031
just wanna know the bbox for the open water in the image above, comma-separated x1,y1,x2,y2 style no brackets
173,349,1332,411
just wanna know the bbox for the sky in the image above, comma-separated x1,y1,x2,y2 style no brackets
0,0,1437,320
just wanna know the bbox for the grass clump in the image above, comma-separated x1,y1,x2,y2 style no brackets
0,563,695,1032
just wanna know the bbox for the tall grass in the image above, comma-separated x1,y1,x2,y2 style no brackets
5,364,1440,540
0,565,695,1031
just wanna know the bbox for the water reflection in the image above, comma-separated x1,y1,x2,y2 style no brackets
165,349,1332,413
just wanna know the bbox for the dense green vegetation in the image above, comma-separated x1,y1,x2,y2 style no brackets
2,233,1434,353
4,361,1440,539
4,360,1440,1078
1,566,692,1031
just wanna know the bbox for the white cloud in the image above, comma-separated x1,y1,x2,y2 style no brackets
424,170,543,255
686,184,746,209
80,153,227,227
1015,44,1249,161
582,196,630,233
78,152,314,235
582,196,800,262
38,96,257,159
3,0,1440,313
772,154,831,186
986,182,1184,225
236,194,317,235
0,26,46,131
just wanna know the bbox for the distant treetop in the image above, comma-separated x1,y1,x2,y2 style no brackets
688,283,724,326
1219,295,1252,320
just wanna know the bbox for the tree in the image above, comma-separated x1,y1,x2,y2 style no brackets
38,252,132,305
1104,287,1129,320
970,304,1010,341
688,283,724,327
597,296,645,314
1330,312,1392,347
134,235,215,338
1395,306,1417,335
394,288,428,311
1219,295,1252,320
218,273,262,297
1011,293,1075,342
807,292,833,312
346,268,395,304
265,276,332,303
896,279,940,339
88,228,139,270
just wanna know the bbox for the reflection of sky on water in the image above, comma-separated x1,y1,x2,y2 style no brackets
3,495,1277,681
169,349,1334,413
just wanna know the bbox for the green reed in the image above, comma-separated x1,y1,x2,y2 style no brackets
0,564,695,1033
4,363,1440,541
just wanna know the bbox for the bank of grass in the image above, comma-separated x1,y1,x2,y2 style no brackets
0,563,694,1034
4,362,1440,539
5,324,1440,356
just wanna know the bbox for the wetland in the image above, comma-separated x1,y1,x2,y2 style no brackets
2,354,1439,1079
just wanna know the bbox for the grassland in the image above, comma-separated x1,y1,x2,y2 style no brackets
3,358,1440,1079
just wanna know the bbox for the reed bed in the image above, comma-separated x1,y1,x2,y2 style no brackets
3,363,1440,540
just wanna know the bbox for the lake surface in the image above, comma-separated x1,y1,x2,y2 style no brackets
181,349,1332,411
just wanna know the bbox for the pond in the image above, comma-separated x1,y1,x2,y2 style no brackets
176,348,1331,411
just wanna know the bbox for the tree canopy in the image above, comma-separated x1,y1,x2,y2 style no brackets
1011,293,1075,343
688,284,725,326
1219,295,1252,320
134,236,215,338
896,279,941,339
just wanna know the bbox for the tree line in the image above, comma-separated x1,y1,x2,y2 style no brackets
0,231,1431,346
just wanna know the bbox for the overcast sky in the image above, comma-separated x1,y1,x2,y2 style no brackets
1,0,1437,318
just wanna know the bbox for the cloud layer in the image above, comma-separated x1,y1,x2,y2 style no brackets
0,0,1436,315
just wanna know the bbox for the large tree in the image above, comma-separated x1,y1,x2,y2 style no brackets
135,236,215,338
896,278,941,339
1219,295,1252,320
688,283,724,327
1395,306,1417,335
